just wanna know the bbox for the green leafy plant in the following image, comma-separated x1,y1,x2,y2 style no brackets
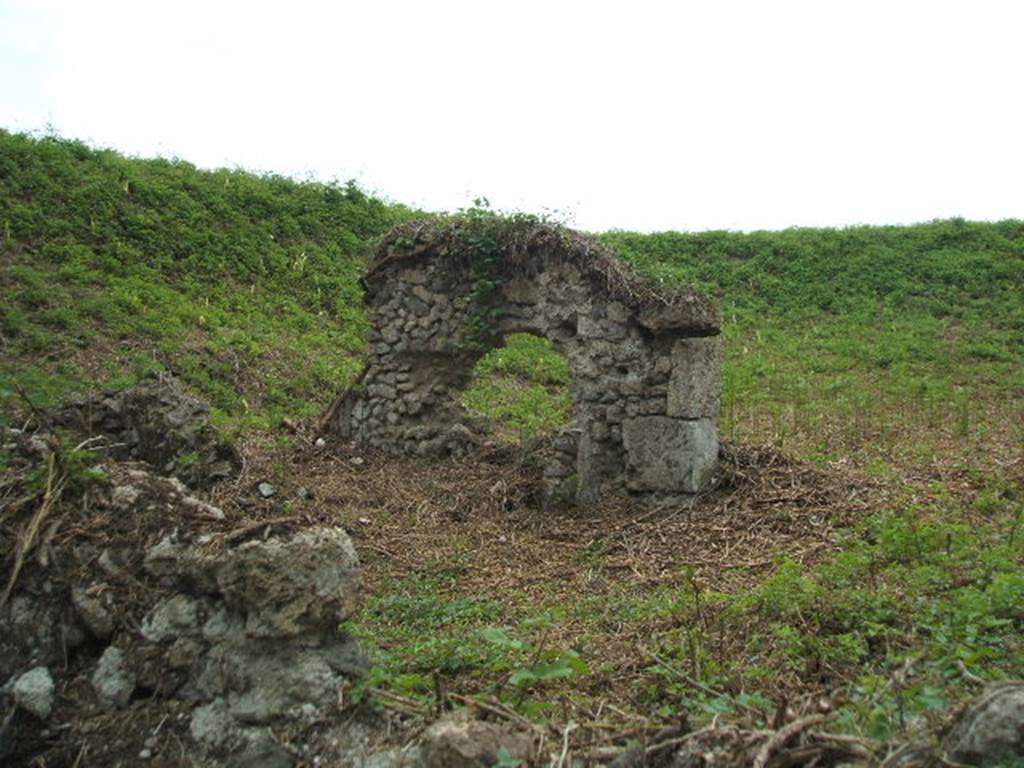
494,747,523,767
479,625,589,692
444,199,553,350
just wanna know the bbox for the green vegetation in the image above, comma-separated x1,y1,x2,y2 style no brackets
603,223,1024,463
6,129,1019,459
0,128,412,431
385,200,559,351
3,130,1023,740
348,477,1023,736
351,570,589,720
449,200,549,349
641,495,1024,736
463,333,571,441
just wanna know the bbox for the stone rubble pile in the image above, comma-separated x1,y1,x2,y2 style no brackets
0,451,369,767
58,373,241,487
127,524,366,763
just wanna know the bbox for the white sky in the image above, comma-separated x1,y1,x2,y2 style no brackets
1,0,1022,232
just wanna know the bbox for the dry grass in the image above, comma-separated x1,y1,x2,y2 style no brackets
2,417,1017,765
202,433,898,743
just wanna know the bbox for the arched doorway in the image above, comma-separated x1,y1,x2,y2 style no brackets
326,216,722,505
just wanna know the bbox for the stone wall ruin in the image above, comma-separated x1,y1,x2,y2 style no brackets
327,217,723,504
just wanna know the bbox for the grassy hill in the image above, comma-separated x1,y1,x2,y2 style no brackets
3,129,1021,460
0,129,412,433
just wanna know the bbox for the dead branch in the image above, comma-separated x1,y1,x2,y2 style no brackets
752,714,828,768
1,450,66,609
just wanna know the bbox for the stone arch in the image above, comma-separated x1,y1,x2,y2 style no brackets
325,217,723,505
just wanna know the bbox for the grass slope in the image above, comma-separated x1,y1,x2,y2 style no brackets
601,223,1024,465
0,129,411,433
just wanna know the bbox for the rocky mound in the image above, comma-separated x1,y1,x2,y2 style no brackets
0,449,368,766
0,378,372,766
56,372,241,487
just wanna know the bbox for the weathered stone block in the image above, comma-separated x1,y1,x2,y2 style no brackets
367,383,395,399
421,711,534,768
576,315,604,338
12,666,55,719
620,379,643,396
91,646,135,709
72,586,115,640
638,398,666,415
667,337,722,419
637,295,719,334
141,594,200,643
576,430,624,504
502,277,538,304
621,417,718,493
606,301,629,324
147,528,362,640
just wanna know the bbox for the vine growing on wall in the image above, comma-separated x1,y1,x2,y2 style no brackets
451,199,549,350
380,200,583,351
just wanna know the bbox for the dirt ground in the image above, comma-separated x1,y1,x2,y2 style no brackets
1,417,1015,766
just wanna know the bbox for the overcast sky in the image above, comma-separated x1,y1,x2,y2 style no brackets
1,0,1022,232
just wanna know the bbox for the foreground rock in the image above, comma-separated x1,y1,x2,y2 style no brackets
419,712,534,768
129,525,365,763
10,667,55,719
0,430,370,766
0,467,230,685
943,683,1024,767
91,647,135,709
0,583,86,690
58,373,241,487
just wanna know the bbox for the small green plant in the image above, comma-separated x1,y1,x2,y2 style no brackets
577,540,605,567
494,748,523,767
61,443,108,493
177,450,200,467
478,624,589,710
732,557,821,619
20,436,107,497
